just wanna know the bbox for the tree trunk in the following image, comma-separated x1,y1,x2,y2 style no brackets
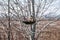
31,24,36,40
8,0,11,40
31,0,36,40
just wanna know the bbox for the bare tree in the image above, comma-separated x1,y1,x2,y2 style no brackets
0,0,60,40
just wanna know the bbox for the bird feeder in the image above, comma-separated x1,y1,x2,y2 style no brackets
23,16,36,24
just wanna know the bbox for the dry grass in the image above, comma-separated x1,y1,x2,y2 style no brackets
0,20,60,40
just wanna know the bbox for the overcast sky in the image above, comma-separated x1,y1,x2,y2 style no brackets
0,0,60,15
43,0,60,15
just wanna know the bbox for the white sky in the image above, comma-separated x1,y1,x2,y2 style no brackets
0,0,60,15
43,0,60,15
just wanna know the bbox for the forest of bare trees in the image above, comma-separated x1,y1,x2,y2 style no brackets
0,0,60,40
